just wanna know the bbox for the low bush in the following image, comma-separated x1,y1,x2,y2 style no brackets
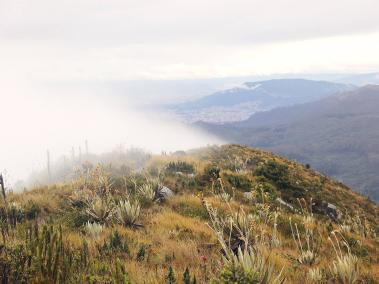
101,231,130,256
24,202,41,220
225,174,252,191
166,161,195,174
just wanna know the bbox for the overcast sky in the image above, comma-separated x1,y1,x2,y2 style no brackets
0,0,379,83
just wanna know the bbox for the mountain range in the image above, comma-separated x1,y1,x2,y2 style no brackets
173,79,354,123
198,85,379,201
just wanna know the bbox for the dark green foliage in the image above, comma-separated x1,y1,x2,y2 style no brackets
175,203,209,220
66,209,90,228
2,244,29,283
254,160,290,188
343,234,369,257
102,231,130,255
166,266,176,284
0,206,7,222
219,263,258,283
136,245,146,262
112,258,130,284
0,224,135,283
255,160,306,201
26,224,68,281
8,205,25,227
0,223,91,283
255,182,278,202
204,165,220,180
168,175,199,192
24,202,41,220
225,174,252,191
166,161,195,174
183,267,191,284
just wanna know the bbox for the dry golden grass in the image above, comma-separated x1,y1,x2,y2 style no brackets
1,144,377,283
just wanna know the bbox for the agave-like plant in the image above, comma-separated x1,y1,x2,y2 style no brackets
138,176,170,202
290,218,319,266
205,200,285,283
307,267,324,283
9,202,22,211
341,214,376,238
330,254,359,284
216,192,232,202
85,196,115,224
85,221,104,239
328,232,360,284
229,210,255,244
116,199,141,227
339,224,352,234
271,212,281,248
205,200,256,253
222,247,285,284
138,183,157,201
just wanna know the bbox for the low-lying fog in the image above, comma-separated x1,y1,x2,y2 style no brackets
0,82,222,188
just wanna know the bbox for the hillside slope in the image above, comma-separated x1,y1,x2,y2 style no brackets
0,145,378,283
199,85,379,201
173,79,354,123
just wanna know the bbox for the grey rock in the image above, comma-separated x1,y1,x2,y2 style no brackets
276,197,294,210
159,186,174,200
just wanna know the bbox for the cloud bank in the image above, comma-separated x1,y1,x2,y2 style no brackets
0,83,221,184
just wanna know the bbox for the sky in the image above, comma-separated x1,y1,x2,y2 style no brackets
0,0,379,184
0,0,379,82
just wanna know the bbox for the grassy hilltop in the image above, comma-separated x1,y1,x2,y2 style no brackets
0,145,378,283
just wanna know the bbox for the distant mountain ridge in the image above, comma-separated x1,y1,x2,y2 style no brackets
173,78,354,123
198,85,379,201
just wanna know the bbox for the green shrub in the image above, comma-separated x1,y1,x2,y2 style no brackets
254,160,290,188
112,258,130,284
25,202,41,220
166,266,176,284
101,231,130,255
166,161,195,174
8,202,25,226
175,203,209,220
255,161,306,201
67,210,91,228
204,165,220,180
219,262,258,284
343,234,369,257
183,267,191,284
225,174,252,191
136,245,147,262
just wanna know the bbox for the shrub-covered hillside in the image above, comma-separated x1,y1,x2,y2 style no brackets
0,145,378,283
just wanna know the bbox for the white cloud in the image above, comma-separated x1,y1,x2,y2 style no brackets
0,0,378,81
1,0,378,45
0,84,221,182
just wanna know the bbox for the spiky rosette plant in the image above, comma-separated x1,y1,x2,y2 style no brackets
85,195,115,224
290,218,319,266
116,199,141,227
219,247,285,284
138,183,157,202
85,221,104,239
328,232,360,284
